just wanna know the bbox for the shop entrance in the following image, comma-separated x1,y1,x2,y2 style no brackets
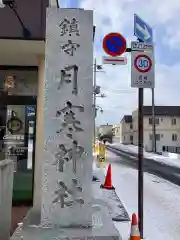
1,95,37,206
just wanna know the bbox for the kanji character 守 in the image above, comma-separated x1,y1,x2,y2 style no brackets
60,40,80,56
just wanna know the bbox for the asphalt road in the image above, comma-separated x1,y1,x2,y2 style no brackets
107,146,180,187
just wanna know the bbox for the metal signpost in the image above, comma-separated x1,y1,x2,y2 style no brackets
132,14,154,238
134,14,156,151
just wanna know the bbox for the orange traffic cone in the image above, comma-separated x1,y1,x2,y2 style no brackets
129,213,140,240
100,164,115,190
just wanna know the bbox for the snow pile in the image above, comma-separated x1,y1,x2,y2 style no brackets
108,143,180,168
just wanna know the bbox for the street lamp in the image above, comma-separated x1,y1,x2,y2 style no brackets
96,65,103,70
95,105,103,118
96,93,106,98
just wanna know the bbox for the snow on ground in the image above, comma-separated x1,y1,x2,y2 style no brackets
109,142,180,168
104,150,180,240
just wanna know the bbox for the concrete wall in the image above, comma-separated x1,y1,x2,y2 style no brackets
0,160,14,240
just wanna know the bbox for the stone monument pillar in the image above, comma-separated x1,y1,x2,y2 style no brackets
41,7,93,227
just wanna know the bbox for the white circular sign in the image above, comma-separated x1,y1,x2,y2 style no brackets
134,54,152,73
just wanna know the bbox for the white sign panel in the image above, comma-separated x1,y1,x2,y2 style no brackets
103,56,127,65
41,8,93,227
131,51,154,88
131,41,153,52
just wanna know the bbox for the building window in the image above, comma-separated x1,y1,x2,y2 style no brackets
161,118,163,122
155,118,159,124
172,134,177,141
149,134,152,140
0,69,38,96
156,134,160,141
149,133,160,141
130,123,133,129
172,118,176,125
149,118,159,125
130,135,133,142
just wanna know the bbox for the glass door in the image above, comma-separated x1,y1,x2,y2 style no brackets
2,97,37,206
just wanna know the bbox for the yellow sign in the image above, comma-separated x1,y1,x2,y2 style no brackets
95,143,99,154
98,143,106,163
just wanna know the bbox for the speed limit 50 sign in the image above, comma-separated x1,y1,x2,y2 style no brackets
131,51,154,88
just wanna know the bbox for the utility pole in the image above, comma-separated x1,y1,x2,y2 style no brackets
138,87,144,237
93,58,97,144
152,82,156,152
93,59,105,144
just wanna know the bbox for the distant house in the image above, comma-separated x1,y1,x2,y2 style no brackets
112,124,121,143
132,106,180,153
120,115,133,144
99,124,113,136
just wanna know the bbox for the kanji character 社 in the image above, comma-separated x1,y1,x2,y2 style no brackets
53,180,84,208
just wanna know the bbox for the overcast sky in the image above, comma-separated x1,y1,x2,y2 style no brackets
60,0,180,126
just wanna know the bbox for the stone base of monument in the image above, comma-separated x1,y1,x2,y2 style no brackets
10,203,122,240
11,173,124,240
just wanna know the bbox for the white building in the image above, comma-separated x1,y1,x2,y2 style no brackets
132,106,180,153
120,115,133,144
98,124,113,136
112,124,121,143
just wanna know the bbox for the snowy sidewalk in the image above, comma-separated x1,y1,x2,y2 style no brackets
104,151,180,240
108,143,180,168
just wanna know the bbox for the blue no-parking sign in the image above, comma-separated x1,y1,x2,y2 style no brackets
103,32,126,57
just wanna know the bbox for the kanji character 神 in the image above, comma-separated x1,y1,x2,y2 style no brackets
71,140,84,174
52,144,70,172
53,141,85,174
